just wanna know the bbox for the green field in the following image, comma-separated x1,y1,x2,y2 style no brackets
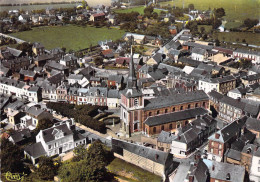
10,25,125,51
213,32,260,45
107,158,162,182
160,0,260,22
114,6,165,14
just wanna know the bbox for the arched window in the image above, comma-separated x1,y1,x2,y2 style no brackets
165,109,168,113
134,98,139,106
188,104,190,109
153,127,156,133
195,103,198,107
161,125,164,131
203,102,206,107
157,110,160,115
169,124,172,129
172,107,175,112
180,106,183,110
149,112,152,116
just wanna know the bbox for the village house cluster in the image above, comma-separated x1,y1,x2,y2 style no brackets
1,3,260,182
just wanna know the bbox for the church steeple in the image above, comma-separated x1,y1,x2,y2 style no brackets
127,36,137,89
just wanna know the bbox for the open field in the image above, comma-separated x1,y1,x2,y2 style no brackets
213,32,260,46
10,25,125,51
0,3,76,12
107,158,162,182
114,6,164,14
160,0,260,23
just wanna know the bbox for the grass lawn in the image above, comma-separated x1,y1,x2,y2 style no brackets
10,25,126,51
213,32,260,46
160,0,259,23
107,158,162,182
198,25,213,33
114,6,164,15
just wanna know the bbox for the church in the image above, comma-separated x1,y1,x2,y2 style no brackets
120,47,209,138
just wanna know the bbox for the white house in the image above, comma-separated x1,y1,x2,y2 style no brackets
233,48,260,64
191,47,208,61
67,74,84,85
199,78,219,93
250,148,260,182
24,120,86,164
107,89,120,109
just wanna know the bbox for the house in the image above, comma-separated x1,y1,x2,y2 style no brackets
9,129,31,145
146,53,165,65
108,14,116,25
241,73,260,86
32,42,45,56
20,106,53,130
112,138,177,180
171,114,217,157
107,89,120,108
207,118,244,162
123,33,146,44
45,61,69,76
60,54,78,71
34,54,54,67
198,75,236,94
18,14,31,22
19,69,37,81
24,121,86,164
172,159,209,182
1,56,30,72
233,48,260,64
0,66,11,77
191,47,208,61
245,117,260,138
90,77,101,87
115,57,130,67
168,25,177,35
250,147,260,182
209,160,245,182
102,49,114,59
89,12,105,21
107,75,123,89
227,87,248,99
67,74,84,85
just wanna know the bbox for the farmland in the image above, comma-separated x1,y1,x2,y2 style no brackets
10,25,125,51
160,0,260,23
114,6,165,15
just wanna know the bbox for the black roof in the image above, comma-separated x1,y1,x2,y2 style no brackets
24,142,46,158
144,90,209,110
144,108,208,127
42,123,73,143
112,138,172,165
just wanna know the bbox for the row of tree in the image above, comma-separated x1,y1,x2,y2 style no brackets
46,102,108,133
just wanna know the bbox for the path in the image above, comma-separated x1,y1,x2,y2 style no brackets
0,33,25,43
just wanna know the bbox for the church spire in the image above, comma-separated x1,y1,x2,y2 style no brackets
127,36,137,89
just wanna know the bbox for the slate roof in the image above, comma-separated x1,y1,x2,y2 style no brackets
107,89,120,98
246,117,260,132
144,107,208,126
144,90,208,110
225,148,241,161
177,57,201,67
24,142,46,158
26,106,45,117
9,129,31,143
108,75,123,83
46,61,68,70
68,74,83,80
234,48,260,56
208,90,224,101
42,123,73,143
47,73,64,85
151,53,163,64
157,130,177,143
183,41,213,51
20,69,36,77
209,161,245,182
112,138,172,165
192,47,207,55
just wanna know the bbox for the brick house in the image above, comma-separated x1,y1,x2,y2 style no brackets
207,118,244,162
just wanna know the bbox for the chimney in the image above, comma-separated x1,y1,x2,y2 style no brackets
188,175,194,182
215,133,220,139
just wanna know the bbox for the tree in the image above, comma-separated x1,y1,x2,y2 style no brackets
36,156,57,180
0,138,29,174
72,145,87,162
58,140,112,182
215,39,220,46
200,26,205,33
243,18,259,29
94,56,103,66
214,8,225,18
144,6,154,17
188,4,195,10
152,12,158,19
